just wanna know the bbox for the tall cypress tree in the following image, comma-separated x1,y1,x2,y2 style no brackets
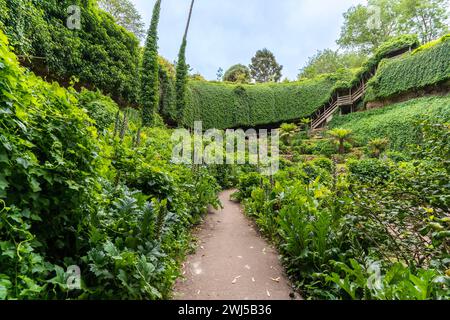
175,38,188,125
175,0,194,126
141,0,161,127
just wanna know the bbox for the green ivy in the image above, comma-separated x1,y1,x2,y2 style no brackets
180,75,341,129
0,30,220,300
0,0,141,106
329,95,450,151
365,35,450,102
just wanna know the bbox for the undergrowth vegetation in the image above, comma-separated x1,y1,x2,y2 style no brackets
0,30,220,299
329,95,450,150
1,1,449,302
236,112,450,299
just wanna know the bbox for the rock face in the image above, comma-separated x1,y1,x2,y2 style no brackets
365,82,450,111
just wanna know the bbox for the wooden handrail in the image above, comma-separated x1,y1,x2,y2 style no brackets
311,79,369,130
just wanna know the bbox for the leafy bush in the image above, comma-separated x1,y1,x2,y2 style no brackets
348,158,392,184
0,30,220,299
78,89,119,132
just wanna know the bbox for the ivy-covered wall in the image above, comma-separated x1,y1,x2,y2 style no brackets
176,35,428,130
365,35,450,102
0,0,141,106
178,75,342,129
329,95,450,150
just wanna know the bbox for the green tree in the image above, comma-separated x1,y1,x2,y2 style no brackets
223,64,251,83
140,0,161,127
190,73,206,81
249,48,283,83
337,0,399,54
397,0,449,43
298,49,367,79
98,0,145,39
367,138,389,158
176,0,195,125
328,128,353,154
337,0,450,53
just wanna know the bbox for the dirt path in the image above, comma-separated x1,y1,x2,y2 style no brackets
173,190,299,300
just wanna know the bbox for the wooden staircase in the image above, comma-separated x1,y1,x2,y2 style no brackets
311,81,368,130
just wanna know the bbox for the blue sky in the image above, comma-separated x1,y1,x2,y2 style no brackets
130,0,367,80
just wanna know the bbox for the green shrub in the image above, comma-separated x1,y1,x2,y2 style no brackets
337,35,420,91
0,30,220,299
237,114,450,300
235,172,264,200
312,139,336,157
78,89,120,132
348,158,392,184
366,138,389,158
309,157,333,172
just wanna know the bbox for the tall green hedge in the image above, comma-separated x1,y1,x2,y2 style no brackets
329,95,450,151
0,0,141,106
179,75,341,129
177,35,425,130
365,35,450,102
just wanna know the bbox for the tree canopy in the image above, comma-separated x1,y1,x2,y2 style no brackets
98,0,146,39
249,48,283,83
298,49,367,79
223,64,251,83
338,0,449,53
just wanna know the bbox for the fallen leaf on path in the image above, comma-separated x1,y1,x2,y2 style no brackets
237,256,243,259
252,277,256,282
232,276,242,284
266,290,271,297
197,290,201,295
245,265,251,270
262,248,266,255
270,277,280,283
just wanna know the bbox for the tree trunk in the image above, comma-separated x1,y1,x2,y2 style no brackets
339,139,345,155
184,0,195,41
